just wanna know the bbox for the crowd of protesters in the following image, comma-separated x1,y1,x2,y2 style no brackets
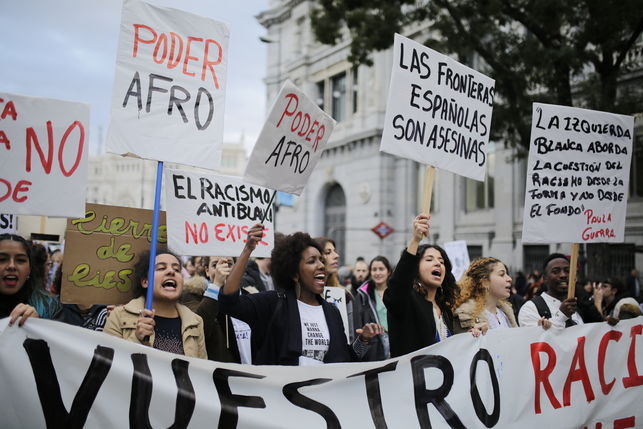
1,214,642,364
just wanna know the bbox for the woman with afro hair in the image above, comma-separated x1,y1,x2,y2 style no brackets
219,224,383,366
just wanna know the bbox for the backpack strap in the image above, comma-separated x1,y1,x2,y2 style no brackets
531,295,552,319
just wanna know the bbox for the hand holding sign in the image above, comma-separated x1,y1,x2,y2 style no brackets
245,223,265,253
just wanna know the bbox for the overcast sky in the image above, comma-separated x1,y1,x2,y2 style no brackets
0,0,268,154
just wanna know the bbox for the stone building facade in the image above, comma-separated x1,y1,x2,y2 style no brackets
258,0,643,277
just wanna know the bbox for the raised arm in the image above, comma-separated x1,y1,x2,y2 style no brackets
384,215,429,311
221,223,264,296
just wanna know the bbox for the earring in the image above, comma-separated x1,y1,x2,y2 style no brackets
295,280,301,299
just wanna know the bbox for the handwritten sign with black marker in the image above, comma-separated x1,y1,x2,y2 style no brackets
522,103,633,243
380,34,495,181
165,169,275,257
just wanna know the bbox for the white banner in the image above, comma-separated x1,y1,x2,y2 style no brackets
443,240,470,282
522,103,633,244
1,317,641,428
244,80,336,195
0,92,89,217
0,213,17,234
380,34,495,181
165,169,274,257
106,0,229,170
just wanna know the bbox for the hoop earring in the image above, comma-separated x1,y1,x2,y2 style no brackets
295,281,301,299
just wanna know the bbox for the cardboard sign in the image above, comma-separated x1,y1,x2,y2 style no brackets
165,169,274,257
2,317,642,428
0,214,17,235
323,286,350,344
443,240,470,281
61,204,166,306
244,80,336,195
522,103,633,244
0,92,89,217
106,0,229,170
380,34,495,181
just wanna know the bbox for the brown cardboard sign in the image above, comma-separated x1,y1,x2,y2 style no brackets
61,203,166,305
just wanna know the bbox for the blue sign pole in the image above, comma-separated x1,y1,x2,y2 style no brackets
144,161,164,311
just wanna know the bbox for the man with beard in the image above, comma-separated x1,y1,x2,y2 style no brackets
518,253,583,328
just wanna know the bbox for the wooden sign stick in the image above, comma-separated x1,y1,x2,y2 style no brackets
421,165,436,215
567,242,580,299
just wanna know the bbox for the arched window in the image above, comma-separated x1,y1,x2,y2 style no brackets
324,183,346,264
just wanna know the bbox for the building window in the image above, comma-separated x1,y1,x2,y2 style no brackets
523,245,549,275
630,133,643,198
315,81,325,111
331,72,347,122
352,67,358,114
324,183,346,265
465,142,495,211
467,245,483,260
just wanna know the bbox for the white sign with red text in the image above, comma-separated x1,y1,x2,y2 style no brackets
0,92,89,217
165,169,274,257
244,80,336,195
1,317,641,428
106,0,229,170
522,103,633,243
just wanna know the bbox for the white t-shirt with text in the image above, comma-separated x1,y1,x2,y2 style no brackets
297,300,330,366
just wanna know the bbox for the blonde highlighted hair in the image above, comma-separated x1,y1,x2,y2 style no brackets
453,257,502,319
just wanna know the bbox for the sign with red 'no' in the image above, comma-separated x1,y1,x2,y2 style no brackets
372,222,394,239
0,92,89,217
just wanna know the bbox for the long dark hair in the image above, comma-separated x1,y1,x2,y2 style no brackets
414,244,459,310
0,234,35,317
314,236,340,286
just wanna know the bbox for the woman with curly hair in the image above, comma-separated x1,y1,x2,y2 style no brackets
384,215,459,357
453,258,517,335
219,225,383,366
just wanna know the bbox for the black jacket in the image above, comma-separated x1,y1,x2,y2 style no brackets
240,260,267,292
355,282,388,361
384,249,454,358
219,287,354,365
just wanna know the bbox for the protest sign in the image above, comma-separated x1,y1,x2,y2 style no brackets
61,203,166,306
2,317,641,428
165,169,274,258
106,0,229,170
522,103,633,244
380,34,495,181
244,80,336,195
0,214,17,234
323,286,350,343
443,240,470,281
0,92,89,217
